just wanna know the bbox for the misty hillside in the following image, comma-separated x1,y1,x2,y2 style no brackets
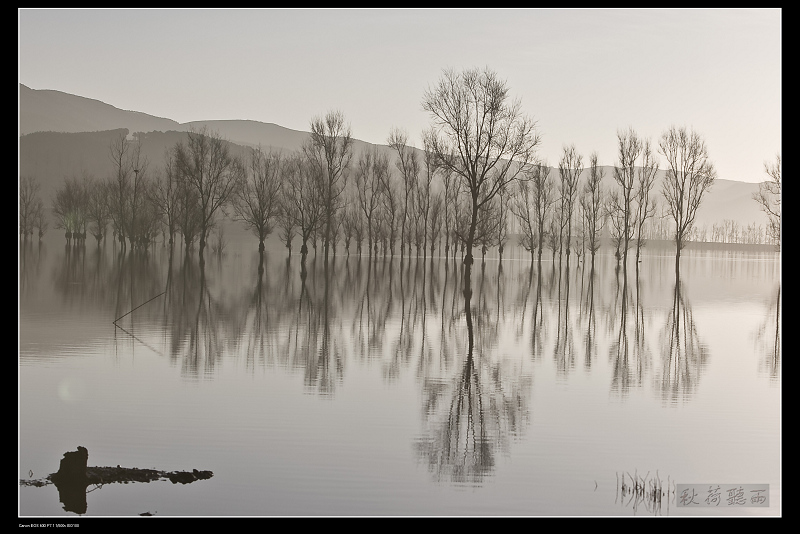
19,84,181,136
18,83,770,233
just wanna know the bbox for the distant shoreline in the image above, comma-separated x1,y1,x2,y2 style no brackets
505,234,780,255
626,239,780,254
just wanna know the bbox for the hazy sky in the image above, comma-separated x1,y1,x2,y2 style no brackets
19,8,781,183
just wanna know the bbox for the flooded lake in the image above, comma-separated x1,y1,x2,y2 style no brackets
18,232,781,517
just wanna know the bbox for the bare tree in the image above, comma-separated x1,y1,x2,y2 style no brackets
233,147,283,251
85,177,110,245
530,161,556,261
451,183,471,260
658,125,717,269
510,175,537,263
572,200,586,261
579,152,606,268
128,141,150,248
303,110,354,262
281,151,325,263
546,212,560,263
753,153,781,246
350,204,364,255
174,127,244,260
613,127,642,269
328,209,343,256
557,144,583,260
379,163,401,257
633,139,659,263
276,203,296,256
19,175,41,240
175,161,203,253
726,219,740,244
422,67,541,271
428,191,444,255
495,184,510,261
441,169,457,257
415,139,437,258
605,189,625,263
52,175,89,246
474,187,501,262
135,185,161,250
106,132,134,247
148,149,182,247
33,198,48,241
340,203,358,255
354,147,386,255
387,127,420,258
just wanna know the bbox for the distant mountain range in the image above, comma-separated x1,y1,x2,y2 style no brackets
18,83,769,232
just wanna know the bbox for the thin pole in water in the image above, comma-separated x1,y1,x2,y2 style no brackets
113,291,165,325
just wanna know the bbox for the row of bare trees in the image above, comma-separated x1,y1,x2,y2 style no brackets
24,67,778,275
418,67,724,285
20,120,726,270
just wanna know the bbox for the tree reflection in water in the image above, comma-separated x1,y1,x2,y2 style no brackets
553,257,578,375
238,249,281,371
19,239,46,297
582,263,598,370
754,284,780,382
656,266,709,402
530,261,546,361
173,248,229,376
30,238,773,489
290,255,345,395
414,260,531,486
609,264,653,397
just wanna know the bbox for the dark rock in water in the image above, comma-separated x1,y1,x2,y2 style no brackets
20,447,214,514
167,471,195,484
85,465,164,484
166,469,214,484
50,446,88,485
48,446,91,514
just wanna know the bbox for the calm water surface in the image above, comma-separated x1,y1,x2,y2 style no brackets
18,233,781,516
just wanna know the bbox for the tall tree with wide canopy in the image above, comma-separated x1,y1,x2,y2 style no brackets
421,67,541,272
174,127,244,262
233,147,284,252
303,110,354,263
658,125,716,270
